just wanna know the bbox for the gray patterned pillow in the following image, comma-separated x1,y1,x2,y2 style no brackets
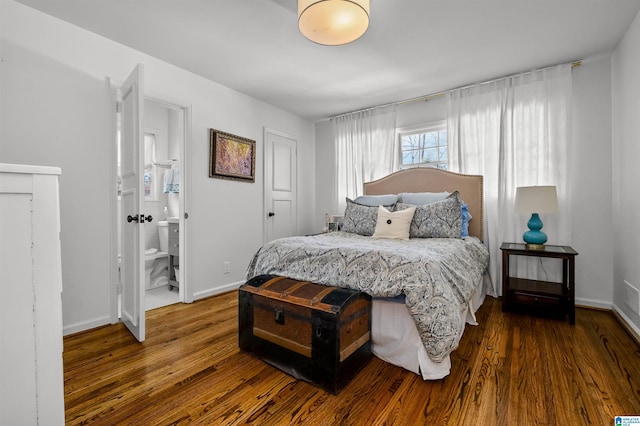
342,198,385,236
397,191,463,238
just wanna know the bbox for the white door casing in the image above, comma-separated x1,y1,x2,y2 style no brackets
264,129,297,243
119,64,146,342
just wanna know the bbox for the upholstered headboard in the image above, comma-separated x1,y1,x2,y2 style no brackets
363,168,484,241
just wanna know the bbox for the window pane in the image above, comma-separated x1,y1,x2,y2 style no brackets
437,163,448,170
401,135,420,150
144,170,152,197
439,130,447,145
439,146,447,161
421,147,438,162
403,151,420,164
422,132,438,148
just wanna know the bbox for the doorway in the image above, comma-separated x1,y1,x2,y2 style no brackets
141,98,186,311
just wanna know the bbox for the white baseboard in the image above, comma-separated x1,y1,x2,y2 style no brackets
63,315,112,336
193,280,244,300
575,297,612,310
63,281,244,336
612,303,640,345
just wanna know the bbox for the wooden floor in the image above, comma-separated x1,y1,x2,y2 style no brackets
63,293,640,425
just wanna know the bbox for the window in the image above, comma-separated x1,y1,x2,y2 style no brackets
144,132,157,199
398,124,447,170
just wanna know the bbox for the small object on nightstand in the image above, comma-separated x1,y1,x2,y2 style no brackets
500,242,578,324
514,186,559,250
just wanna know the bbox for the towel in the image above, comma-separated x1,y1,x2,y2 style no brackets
163,169,180,193
163,169,174,193
171,169,180,193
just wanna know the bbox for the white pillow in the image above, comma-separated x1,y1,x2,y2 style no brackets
372,205,416,240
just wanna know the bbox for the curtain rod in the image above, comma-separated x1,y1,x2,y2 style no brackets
330,60,582,120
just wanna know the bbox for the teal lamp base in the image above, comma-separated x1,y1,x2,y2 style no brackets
523,213,547,250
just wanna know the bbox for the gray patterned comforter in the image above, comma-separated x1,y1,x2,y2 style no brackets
246,231,489,363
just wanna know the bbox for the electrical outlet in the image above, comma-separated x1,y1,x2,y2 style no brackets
624,280,640,315
223,261,231,274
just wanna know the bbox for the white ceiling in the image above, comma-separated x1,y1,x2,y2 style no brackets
14,0,640,121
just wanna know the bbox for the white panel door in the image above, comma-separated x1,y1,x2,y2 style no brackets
265,129,297,243
119,64,146,342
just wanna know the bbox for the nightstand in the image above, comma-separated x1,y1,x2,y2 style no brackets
500,242,578,324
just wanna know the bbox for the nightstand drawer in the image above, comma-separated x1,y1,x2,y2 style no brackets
510,291,561,306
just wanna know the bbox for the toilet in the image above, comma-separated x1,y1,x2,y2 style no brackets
157,220,168,252
144,249,159,288
144,221,170,289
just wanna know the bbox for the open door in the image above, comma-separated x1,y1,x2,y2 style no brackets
119,64,146,342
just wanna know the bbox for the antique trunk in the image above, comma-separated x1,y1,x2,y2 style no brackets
238,275,372,394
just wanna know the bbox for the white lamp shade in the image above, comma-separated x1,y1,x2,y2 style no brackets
514,186,559,214
298,0,370,45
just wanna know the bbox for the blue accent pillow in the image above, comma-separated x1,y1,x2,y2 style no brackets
461,203,472,237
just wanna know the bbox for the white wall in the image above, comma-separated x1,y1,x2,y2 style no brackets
314,62,616,309
612,10,640,333
0,0,315,334
571,54,614,309
314,119,335,230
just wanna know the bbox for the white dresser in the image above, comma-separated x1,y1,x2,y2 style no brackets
0,164,65,425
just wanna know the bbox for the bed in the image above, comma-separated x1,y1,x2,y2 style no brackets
246,168,490,379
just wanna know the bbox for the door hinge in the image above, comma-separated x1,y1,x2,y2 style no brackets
116,101,122,113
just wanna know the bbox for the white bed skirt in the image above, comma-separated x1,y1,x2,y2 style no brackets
371,274,488,380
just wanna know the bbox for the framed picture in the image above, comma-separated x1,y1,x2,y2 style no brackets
209,129,256,182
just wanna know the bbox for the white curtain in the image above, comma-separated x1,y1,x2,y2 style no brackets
334,105,398,212
447,64,573,296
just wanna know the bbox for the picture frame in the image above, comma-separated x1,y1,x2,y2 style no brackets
209,129,256,182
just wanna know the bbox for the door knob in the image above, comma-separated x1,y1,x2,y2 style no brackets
268,212,275,217
127,214,153,223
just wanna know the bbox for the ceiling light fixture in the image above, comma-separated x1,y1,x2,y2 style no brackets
298,0,370,46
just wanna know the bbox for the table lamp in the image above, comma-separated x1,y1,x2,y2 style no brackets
514,185,559,250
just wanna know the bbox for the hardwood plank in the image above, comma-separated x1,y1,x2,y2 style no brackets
63,292,640,425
